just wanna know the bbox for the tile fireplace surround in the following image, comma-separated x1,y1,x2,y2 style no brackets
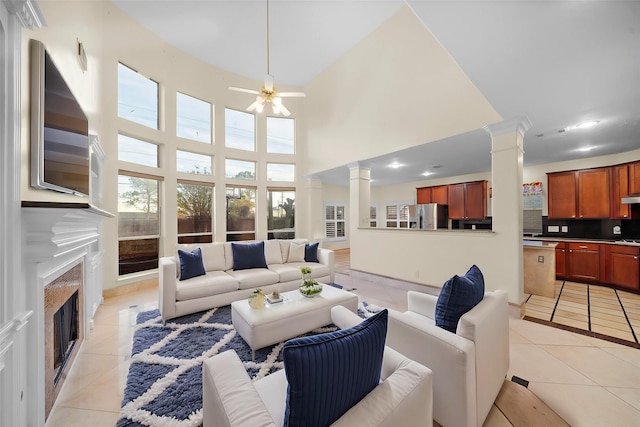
22,206,107,425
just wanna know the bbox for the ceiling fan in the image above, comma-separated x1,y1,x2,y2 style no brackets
228,0,305,117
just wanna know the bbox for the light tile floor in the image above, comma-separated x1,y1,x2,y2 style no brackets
47,273,640,426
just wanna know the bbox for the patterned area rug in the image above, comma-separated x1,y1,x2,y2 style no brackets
117,300,379,427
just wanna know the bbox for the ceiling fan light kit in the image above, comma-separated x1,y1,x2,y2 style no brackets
228,0,304,117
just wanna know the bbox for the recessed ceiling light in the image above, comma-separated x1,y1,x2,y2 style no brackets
564,120,600,132
389,162,403,169
421,172,434,177
577,146,596,152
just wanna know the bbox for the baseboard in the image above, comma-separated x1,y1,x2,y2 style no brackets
103,278,158,299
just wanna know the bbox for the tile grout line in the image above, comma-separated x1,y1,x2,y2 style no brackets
587,284,592,332
614,289,639,344
549,280,566,323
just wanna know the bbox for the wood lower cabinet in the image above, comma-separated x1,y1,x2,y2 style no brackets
555,242,567,279
567,242,600,282
605,245,640,290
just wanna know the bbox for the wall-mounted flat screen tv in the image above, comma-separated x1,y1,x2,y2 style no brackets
30,39,90,196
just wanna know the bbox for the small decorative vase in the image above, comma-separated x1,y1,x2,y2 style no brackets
248,289,266,309
299,279,323,298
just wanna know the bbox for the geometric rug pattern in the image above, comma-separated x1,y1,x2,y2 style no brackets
117,301,378,427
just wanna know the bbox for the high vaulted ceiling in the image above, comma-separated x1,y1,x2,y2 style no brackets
113,0,640,186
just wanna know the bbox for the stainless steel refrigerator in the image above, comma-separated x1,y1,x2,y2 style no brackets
408,204,449,230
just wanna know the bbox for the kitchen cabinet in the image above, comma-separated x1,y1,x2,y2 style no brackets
547,168,610,219
448,181,487,220
612,164,632,219
547,171,577,219
416,185,448,205
567,242,600,282
630,161,640,195
603,245,640,290
555,242,567,279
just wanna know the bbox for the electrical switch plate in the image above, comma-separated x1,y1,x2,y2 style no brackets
548,225,560,233
561,226,568,233
538,256,544,263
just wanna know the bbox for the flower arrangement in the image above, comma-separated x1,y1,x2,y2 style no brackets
299,266,323,297
248,288,266,309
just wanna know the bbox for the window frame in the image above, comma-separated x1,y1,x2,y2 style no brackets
324,202,346,242
177,180,214,244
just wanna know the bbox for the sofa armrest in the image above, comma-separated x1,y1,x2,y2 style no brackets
333,349,433,427
203,350,276,427
317,248,335,283
159,257,178,320
407,291,437,320
331,305,363,330
387,308,476,427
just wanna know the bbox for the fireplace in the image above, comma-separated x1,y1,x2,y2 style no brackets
44,261,84,418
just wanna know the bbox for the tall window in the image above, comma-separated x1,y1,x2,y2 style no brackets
118,173,161,275
177,150,212,175
117,63,158,129
386,203,410,228
177,181,213,244
267,163,295,182
225,158,256,180
266,117,295,154
118,134,158,167
225,108,255,151
176,92,212,143
226,186,256,241
324,203,346,240
268,189,295,239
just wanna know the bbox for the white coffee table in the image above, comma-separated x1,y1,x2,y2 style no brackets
231,285,358,359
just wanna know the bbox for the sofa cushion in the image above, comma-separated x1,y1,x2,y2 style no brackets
264,240,283,265
232,241,268,270
178,248,206,281
435,264,485,333
226,268,279,290
282,309,388,427
178,243,225,272
284,262,330,281
268,264,303,282
288,242,306,263
304,242,319,263
175,271,239,301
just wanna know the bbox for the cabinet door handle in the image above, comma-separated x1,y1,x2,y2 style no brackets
569,250,573,253
579,245,588,249
635,256,638,260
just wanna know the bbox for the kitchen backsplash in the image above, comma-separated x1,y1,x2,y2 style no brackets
541,217,640,240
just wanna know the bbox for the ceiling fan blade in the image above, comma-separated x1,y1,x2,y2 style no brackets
229,86,260,95
246,100,260,112
277,102,291,117
264,74,274,92
278,92,306,98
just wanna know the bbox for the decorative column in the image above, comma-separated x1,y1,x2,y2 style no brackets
302,177,324,242
348,162,371,231
484,117,532,307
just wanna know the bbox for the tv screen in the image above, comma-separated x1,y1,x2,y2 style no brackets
30,39,90,196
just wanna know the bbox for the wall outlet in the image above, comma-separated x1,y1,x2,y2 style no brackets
538,255,544,263
613,225,622,235
561,226,568,233
548,225,560,233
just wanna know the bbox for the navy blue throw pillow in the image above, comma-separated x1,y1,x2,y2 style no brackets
282,309,388,427
231,241,268,270
177,248,206,281
435,264,485,333
304,242,319,263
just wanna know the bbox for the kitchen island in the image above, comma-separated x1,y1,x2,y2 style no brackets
523,240,558,298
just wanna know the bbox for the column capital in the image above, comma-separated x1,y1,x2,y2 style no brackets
483,116,533,139
347,161,371,172
4,0,46,28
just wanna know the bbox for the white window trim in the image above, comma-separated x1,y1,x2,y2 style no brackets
384,200,412,229
324,201,347,242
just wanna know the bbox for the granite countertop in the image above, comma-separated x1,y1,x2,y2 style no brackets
524,236,640,247
523,240,558,249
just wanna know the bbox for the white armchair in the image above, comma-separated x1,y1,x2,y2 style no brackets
385,290,509,427
202,306,433,427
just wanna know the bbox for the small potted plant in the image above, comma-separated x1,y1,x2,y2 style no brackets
299,266,323,298
248,288,266,309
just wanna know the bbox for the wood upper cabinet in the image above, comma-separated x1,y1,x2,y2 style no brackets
630,161,640,195
548,171,578,219
416,185,448,204
548,168,611,219
612,164,632,219
448,181,487,219
578,167,610,218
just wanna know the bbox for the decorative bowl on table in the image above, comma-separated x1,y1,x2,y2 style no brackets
299,280,323,298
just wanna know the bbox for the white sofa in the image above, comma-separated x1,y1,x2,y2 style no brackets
159,239,334,320
385,290,509,427
202,305,433,427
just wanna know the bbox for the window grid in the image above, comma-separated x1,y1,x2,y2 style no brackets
324,203,346,240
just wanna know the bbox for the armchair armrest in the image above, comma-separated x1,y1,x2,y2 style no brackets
407,291,437,319
331,305,363,330
317,248,335,283
159,257,178,320
202,350,276,427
